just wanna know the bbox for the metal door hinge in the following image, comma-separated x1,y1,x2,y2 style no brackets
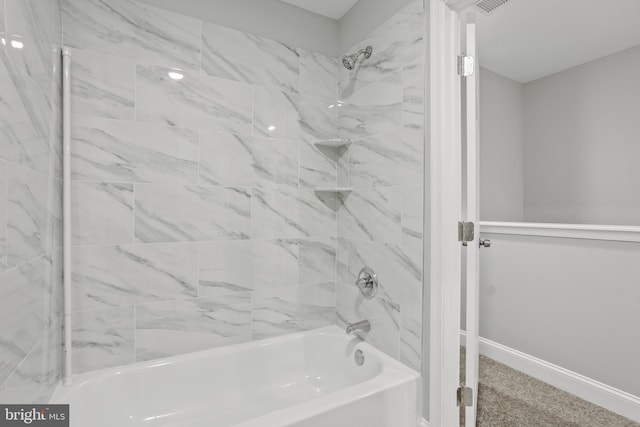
458,54,475,77
457,386,473,407
458,221,475,246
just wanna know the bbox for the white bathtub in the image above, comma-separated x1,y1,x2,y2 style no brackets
51,325,421,427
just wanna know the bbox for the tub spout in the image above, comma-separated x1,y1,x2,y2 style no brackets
346,320,370,335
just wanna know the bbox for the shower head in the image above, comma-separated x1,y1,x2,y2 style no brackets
341,46,373,70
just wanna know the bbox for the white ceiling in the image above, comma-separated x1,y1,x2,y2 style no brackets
279,0,358,20
477,0,640,83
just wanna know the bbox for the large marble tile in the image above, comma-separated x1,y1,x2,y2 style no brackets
0,0,59,137
199,132,298,189
298,237,336,286
0,0,5,34
72,242,198,312
136,65,252,135
402,60,425,130
339,72,403,141
252,87,300,140
4,341,46,403
46,249,64,323
339,1,424,98
0,256,46,385
202,23,299,92
135,184,251,243
337,146,350,188
337,238,421,310
253,87,337,142
251,188,336,239
199,239,298,296
299,50,338,100
402,185,424,249
295,94,338,143
0,161,6,271
71,116,199,184
0,66,51,174
44,176,62,254
47,104,63,180
72,181,134,245
336,283,400,358
135,294,251,362
70,49,135,120
400,305,422,372
349,127,423,188
62,0,201,69
252,283,336,340
299,141,339,189
4,320,61,403
6,165,48,267
5,0,59,95
338,187,402,244
72,306,134,374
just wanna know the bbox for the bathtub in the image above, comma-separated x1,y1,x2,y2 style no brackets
51,325,421,427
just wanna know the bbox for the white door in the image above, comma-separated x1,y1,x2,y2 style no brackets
461,10,480,427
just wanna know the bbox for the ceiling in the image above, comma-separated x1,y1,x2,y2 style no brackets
476,0,640,83
280,0,358,20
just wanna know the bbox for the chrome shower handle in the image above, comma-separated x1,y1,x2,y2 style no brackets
355,267,378,299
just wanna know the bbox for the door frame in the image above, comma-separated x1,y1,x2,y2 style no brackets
425,0,478,425
426,0,462,425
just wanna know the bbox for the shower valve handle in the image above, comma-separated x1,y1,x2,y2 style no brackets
355,267,378,299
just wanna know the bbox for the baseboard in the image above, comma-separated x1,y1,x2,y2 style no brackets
461,332,640,422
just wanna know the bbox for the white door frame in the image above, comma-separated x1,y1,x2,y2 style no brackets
461,10,480,427
426,0,463,425
426,1,480,426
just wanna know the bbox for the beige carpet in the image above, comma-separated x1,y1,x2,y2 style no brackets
460,353,640,426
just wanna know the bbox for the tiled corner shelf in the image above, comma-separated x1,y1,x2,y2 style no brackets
313,187,353,193
313,138,352,148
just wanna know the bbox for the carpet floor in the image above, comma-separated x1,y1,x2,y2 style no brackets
460,353,639,426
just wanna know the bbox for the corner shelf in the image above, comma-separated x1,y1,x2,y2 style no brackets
313,138,352,148
313,187,353,193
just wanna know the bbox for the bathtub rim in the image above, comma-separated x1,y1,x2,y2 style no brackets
51,325,421,403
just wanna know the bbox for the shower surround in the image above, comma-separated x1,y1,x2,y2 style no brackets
57,0,426,378
336,1,426,372
63,0,340,374
0,0,64,403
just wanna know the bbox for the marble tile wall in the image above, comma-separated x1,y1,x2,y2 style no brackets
62,0,341,374
0,0,64,403
336,1,426,372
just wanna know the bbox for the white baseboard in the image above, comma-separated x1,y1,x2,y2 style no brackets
461,332,640,422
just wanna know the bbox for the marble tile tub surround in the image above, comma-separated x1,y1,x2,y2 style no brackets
62,0,342,374
0,0,64,404
336,0,426,372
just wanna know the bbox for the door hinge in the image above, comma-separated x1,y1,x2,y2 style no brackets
457,386,474,407
458,221,475,246
458,54,475,77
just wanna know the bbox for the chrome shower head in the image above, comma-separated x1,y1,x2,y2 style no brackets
341,46,373,71
342,56,356,70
